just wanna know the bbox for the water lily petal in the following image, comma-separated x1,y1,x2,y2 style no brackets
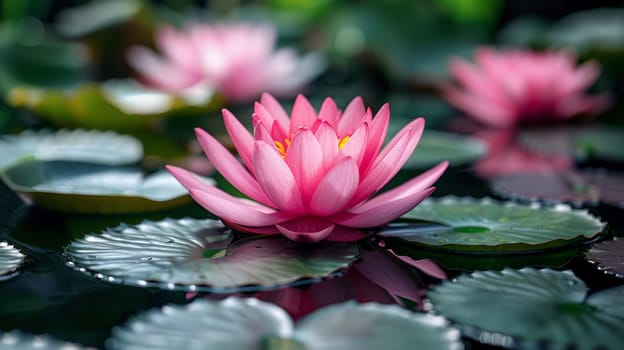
339,123,368,168
286,128,324,203
338,96,365,136
254,141,304,212
276,217,335,242
127,47,203,91
355,161,448,209
254,102,288,141
317,98,340,128
195,128,272,205
362,104,390,173
290,95,318,134
261,92,291,130
335,187,435,228
309,157,359,216
442,86,516,128
352,118,424,204
314,121,340,170
189,188,289,227
157,25,200,72
223,109,254,171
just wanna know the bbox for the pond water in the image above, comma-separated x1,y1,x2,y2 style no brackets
1,165,621,349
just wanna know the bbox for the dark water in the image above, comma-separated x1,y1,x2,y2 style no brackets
0,167,622,349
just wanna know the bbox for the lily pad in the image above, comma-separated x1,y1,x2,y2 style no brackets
0,241,24,280
427,268,624,349
405,130,487,169
1,161,195,213
491,169,624,208
65,218,358,292
0,331,92,350
381,196,603,253
586,238,624,279
108,298,462,350
7,81,220,132
519,125,624,163
0,129,143,170
55,0,142,38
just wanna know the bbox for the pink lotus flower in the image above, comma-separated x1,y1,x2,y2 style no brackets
443,47,611,128
128,23,323,103
167,93,447,242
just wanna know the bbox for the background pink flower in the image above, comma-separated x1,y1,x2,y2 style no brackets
443,47,611,128
168,93,447,242
128,23,324,103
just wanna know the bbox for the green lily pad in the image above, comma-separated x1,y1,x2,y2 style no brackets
65,218,358,292
0,241,24,280
381,196,603,253
8,80,221,132
427,268,624,349
0,331,92,350
0,26,87,92
0,129,143,170
519,125,624,163
1,161,196,214
55,0,142,37
108,298,462,350
586,237,624,279
405,130,486,169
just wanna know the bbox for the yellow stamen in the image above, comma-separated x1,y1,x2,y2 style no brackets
338,136,351,150
275,140,287,158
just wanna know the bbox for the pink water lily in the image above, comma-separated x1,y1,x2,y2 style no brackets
443,47,611,128
128,22,323,103
167,93,447,242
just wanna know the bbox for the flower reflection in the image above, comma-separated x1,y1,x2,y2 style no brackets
128,22,324,103
472,128,573,178
255,245,446,320
168,94,447,242
443,47,610,128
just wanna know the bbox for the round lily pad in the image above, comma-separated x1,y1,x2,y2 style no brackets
405,130,486,169
0,241,25,280
65,218,358,292
491,169,624,208
1,161,195,214
519,125,624,163
586,237,624,279
8,81,220,131
0,129,143,170
427,267,624,349
381,196,603,253
0,331,92,350
108,298,462,350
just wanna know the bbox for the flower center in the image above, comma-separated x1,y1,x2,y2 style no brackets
274,135,351,158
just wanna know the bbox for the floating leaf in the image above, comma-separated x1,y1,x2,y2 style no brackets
8,81,221,131
55,0,142,37
108,298,462,350
586,238,624,279
0,331,92,350
491,169,624,208
404,130,486,169
66,218,357,292
381,196,603,253
427,268,624,349
0,241,24,280
1,161,195,213
0,28,87,92
0,129,143,170
519,125,624,163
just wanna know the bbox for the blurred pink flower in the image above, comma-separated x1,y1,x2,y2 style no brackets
128,23,324,103
443,47,611,128
168,93,447,242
